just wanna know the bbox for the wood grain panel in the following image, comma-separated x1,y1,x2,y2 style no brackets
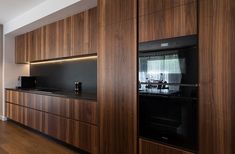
15,34,28,64
42,96,71,119
23,93,43,111
98,0,137,26
16,7,98,62
24,107,44,132
231,1,235,154
87,7,98,54
98,19,137,154
5,90,98,153
6,103,24,124
199,0,234,153
45,23,57,59
44,113,72,144
73,120,98,154
139,0,195,16
63,16,73,57
71,11,86,56
5,90,22,105
139,139,194,154
139,2,197,42
73,99,97,125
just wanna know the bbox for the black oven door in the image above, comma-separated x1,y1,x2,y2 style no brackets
139,94,197,150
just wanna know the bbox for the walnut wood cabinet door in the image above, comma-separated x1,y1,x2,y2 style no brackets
138,0,197,42
24,107,44,132
29,28,45,61
44,113,73,144
72,120,98,154
98,0,137,153
71,7,98,56
199,0,235,154
44,23,58,59
86,7,98,54
42,96,71,118
139,139,194,154
6,103,24,124
23,93,43,110
71,11,86,56
15,34,28,64
72,99,98,125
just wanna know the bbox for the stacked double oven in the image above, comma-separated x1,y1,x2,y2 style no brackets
139,35,198,151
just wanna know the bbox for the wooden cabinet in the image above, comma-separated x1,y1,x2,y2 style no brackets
72,120,98,154
139,139,194,154
138,0,197,42
15,34,28,64
72,7,98,56
43,96,71,119
24,107,44,132
15,7,98,63
29,27,46,61
6,103,24,124
44,113,73,144
86,7,98,54
199,0,235,154
73,99,97,125
98,0,137,153
44,22,57,59
5,89,98,153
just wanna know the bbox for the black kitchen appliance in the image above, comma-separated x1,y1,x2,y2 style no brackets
18,76,36,89
139,35,198,151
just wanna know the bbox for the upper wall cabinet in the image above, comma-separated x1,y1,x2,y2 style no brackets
15,7,97,64
139,0,197,42
15,34,28,64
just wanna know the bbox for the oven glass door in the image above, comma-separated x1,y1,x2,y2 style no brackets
139,95,197,150
139,46,198,86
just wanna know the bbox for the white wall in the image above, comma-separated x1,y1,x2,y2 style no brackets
0,25,3,117
2,35,29,117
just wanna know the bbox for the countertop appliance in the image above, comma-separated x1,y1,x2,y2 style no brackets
18,76,36,89
139,35,198,151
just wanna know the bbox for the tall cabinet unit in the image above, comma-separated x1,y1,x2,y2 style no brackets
98,0,137,154
138,0,198,154
199,0,235,154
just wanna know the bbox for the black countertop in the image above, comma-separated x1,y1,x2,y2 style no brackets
6,88,97,101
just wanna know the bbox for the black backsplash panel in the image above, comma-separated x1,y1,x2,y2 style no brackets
30,59,97,94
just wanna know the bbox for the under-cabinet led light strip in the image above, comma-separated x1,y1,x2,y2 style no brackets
30,55,97,65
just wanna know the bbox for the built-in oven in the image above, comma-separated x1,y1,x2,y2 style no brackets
139,35,198,151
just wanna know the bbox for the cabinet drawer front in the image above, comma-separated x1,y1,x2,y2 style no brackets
23,93,43,110
6,103,24,124
73,99,98,125
44,113,98,153
44,113,72,144
24,107,44,132
139,139,194,154
6,90,22,104
42,96,71,118
73,120,98,154
6,90,98,125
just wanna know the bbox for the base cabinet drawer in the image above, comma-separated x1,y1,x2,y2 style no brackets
44,113,98,154
139,139,194,154
73,120,98,154
24,107,43,132
6,102,98,154
44,113,73,144
6,103,24,124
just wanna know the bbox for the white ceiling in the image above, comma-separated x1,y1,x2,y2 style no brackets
0,0,47,24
